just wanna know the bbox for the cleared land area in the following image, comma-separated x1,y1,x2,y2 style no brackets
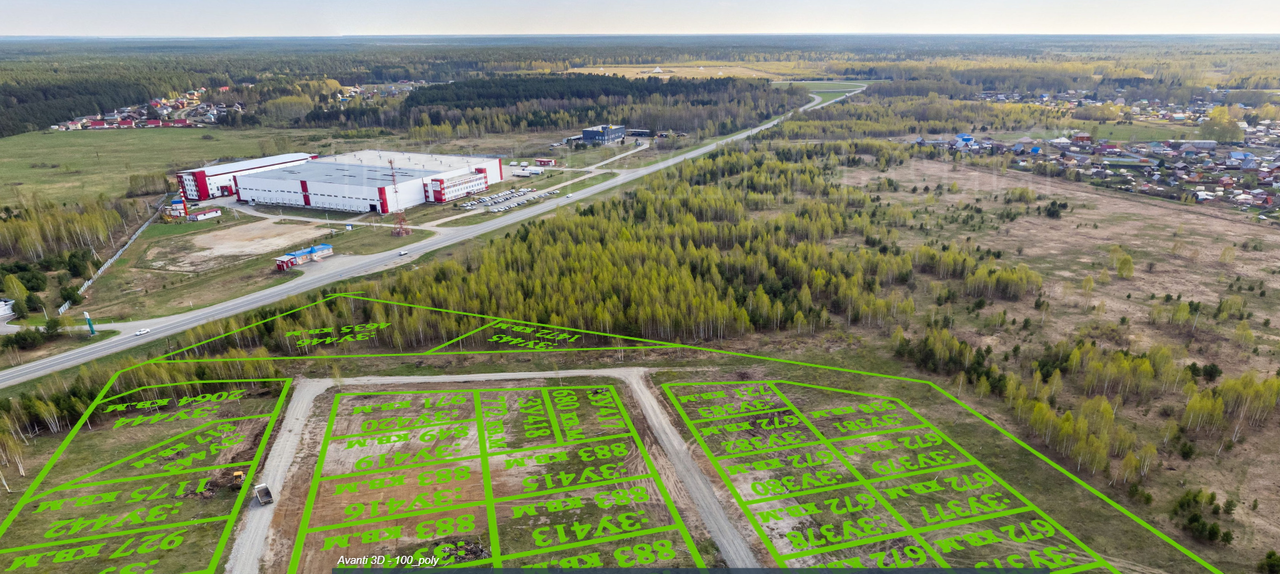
80,211,314,321
832,158,1280,572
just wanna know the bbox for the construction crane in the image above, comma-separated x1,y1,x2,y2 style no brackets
387,159,411,237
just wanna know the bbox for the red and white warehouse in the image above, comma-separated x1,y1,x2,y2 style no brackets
232,150,504,213
177,153,315,201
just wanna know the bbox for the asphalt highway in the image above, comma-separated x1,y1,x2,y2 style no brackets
0,87,864,390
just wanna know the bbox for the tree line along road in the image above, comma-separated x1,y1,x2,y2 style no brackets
0,88,860,391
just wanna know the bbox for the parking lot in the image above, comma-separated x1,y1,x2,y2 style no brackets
460,186,562,213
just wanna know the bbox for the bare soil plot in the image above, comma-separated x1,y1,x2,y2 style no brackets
261,377,719,573
171,220,330,271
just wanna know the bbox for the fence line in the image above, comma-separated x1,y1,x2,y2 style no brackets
60,199,162,315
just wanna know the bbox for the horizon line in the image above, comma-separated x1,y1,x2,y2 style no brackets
4,32,1280,40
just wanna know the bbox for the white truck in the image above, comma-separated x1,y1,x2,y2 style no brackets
254,484,274,505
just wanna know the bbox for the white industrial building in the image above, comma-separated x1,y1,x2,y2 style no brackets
233,150,504,213
178,153,315,201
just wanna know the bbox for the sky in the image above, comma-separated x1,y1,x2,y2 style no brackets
5,0,1279,36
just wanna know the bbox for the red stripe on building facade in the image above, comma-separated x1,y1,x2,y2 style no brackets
194,171,211,201
432,179,445,203
301,180,311,206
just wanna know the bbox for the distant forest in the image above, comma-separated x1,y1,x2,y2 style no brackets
387,76,808,141
3,35,1280,137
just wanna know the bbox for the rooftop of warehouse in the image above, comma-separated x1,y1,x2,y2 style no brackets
244,150,491,187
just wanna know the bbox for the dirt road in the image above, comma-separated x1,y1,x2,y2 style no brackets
224,368,760,572
225,379,332,574
611,368,762,568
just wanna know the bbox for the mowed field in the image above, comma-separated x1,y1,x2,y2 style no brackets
987,120,1195,144
0,128,327,203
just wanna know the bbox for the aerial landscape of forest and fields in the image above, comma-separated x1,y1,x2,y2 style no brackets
2,11,1280,574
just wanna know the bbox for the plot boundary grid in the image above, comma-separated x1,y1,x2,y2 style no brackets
0,292,1223,573
0,378,290,573
663,380,1109,571
286,385,704,571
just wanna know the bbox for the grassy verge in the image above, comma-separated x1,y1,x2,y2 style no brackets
814,90,853,105
558,146,630,168
320,224,432,255
260,205,365,221
141,209,263,238
79,251,301,322
0,330,120,373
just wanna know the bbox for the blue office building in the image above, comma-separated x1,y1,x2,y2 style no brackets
582,124,625,145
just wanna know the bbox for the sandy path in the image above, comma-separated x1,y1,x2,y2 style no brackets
225,379,332,574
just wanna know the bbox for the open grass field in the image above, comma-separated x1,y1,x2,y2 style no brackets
989,120,1195,144
557,146,631,169
0,126,579,207
0,128,329,204
608,139,713,169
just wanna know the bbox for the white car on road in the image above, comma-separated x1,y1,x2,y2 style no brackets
134,328,150,336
